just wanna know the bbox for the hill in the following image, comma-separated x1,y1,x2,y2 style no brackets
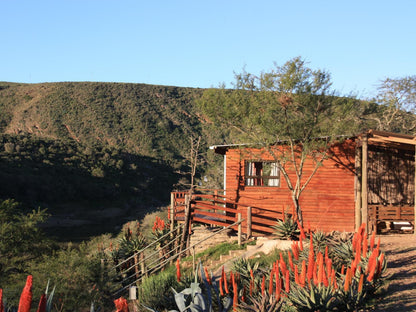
0,82,215,240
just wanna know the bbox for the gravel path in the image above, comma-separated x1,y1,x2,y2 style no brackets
372,234,416,311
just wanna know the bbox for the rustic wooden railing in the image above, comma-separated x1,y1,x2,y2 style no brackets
170,189,285,236
368,204,414,232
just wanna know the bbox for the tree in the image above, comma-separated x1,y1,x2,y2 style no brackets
0,199,51,283
198,57,357,224
372,76,416,134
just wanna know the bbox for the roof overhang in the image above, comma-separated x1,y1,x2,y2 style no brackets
210,130,416,155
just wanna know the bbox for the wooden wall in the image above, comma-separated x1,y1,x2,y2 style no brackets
368,146,415,205
224,141,357,233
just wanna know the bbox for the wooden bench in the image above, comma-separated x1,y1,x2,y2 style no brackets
368,204,414,233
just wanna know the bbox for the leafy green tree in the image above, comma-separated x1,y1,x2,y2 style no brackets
372,75,416,134
198,57,357,224
0,199,51,283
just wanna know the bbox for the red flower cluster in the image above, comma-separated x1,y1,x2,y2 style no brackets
114,296,129,312
152,216,166,232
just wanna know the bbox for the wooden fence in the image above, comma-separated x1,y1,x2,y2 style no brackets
170,189,285,237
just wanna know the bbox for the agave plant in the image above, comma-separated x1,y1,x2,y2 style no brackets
272,215,300,240
238,292,283,312
285,283,339,312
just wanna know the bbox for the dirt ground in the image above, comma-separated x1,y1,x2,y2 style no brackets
371,234,416,311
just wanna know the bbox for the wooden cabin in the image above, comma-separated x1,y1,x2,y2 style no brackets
171,130,416,235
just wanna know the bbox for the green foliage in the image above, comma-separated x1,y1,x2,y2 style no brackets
138,265,180,311
286,283,338,312
272,215,300,240
0,199,51,284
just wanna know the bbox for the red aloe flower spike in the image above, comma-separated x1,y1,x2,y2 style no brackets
287,250,294,271
300,260,306,287
294,265,300,286
176,258,181,282
232,273,238,310
326,258,332,282
204,267,212,285
18,275,33,312
359,223,366,238
370,231,376,250
358,272,364,293
276,274,281,301
0,289,4,312
317,252,324,285
269,269,274,294
114,296,129,312
341,264,345,275
285,270,290,293
376,237,381,252
331,269,336,287
36,294,46,312
250,268,254,281
261,275,266,295
219,276,224,296
297,220,306,240
224,271,229,294
344,268,351,292
322,265,329,287
363,234,368,256
249,279,253,296
291,241,299,260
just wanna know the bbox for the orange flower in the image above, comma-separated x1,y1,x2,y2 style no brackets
114,296,129,312
287,250,294,271
294,265,300,286
285,270,290,293
36,294,46,312
344,268,351,292
223,268,229,294
300,260,306,287
297,220,306,240
0,288,4,312
358,272,364,293
219,276,224,296
269,269,274,294
176,258,181,282
276,274,281,301
291,241,299,260
204,267,212,285
18,275,33,312
279,253,287,276
232,272,238,310
261,275,266,295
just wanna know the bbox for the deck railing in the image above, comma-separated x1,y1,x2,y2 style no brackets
170,189,285,236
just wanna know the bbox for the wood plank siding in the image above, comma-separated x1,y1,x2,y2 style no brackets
224,141,357,233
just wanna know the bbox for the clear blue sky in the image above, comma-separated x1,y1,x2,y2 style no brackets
1,0,415,98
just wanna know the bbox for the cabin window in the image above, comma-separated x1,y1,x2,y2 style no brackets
245,161,280,187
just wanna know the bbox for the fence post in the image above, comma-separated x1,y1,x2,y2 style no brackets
238,213,242,246
247,207,252,239
170,192,175,233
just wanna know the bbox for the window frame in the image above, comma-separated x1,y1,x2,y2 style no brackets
244,161,280,187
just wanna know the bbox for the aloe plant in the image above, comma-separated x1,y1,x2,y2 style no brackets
272,215,300,240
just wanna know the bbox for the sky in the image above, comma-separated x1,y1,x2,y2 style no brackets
1,0,415,99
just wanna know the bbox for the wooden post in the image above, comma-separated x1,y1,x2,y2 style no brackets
140,252,147,278
238,213,242,246
361,135,369,234
247,207,252,239
170,192,175,234
355,146,362,231
414,145,416,235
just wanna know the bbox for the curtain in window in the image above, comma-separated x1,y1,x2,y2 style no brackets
246,162,254,186
268,162,280,186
